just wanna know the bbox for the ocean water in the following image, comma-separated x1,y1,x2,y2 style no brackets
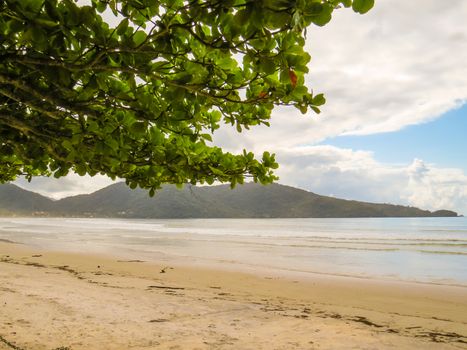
0,217,466,286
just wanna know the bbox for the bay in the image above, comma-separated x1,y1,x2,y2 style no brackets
1,217,466,286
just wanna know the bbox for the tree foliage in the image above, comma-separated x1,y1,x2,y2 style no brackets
0,0,374,194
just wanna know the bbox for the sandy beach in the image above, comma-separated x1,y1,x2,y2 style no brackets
1,241,466,350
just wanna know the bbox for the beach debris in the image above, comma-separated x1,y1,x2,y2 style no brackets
147,285,185,290
31,254,42,258
417,330,467,344
149,319,169,323
25,262,45,268
351,316,383,328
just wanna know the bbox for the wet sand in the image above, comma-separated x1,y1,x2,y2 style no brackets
0,242,466,349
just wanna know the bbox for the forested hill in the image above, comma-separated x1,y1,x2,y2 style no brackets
0,184,55,216
0,182,458,218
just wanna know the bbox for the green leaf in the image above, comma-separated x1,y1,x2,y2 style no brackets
34,18,59,28
305,3,333,27
312,94,326,106
259,57,276,75
209,166,224,176
352,0,375,14
133,30,147,46
201,134,213,142
116,18,129,36
310,106,321,114
95,1,107,13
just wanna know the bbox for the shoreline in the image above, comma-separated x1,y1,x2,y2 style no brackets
4,236,467,289
5,237,467,290
1,241,466,349
1,217,466,289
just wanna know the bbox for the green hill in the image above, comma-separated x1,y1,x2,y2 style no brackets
0,182,459,218
0,184,55,215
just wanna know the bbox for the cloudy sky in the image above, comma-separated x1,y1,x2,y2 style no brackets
16,0,467,214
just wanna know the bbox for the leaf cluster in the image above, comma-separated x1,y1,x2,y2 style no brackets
0,0,373,193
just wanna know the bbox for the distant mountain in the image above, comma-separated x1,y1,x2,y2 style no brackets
0,182,459,218
0,184,55,215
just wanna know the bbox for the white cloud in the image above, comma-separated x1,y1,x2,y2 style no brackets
405,160,467,214
275,146,467,215
306,0,467,138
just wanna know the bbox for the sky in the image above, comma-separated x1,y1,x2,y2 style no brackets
15,0,467,214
